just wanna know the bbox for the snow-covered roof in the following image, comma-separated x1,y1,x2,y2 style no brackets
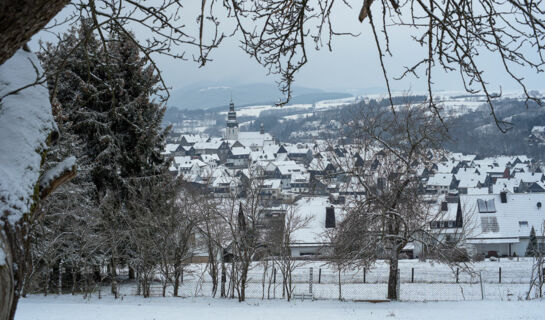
211,175,240,187
435,162,457,173
466,187,490,195
291,197,344,245
492,178,519,194
513,172,543,183
455,168,485,188
237,131,274,148
461,193,545,242
200,154,220,163
285,144,311,154
262,179,282,189
250,151,275,162
262,145,280,154
230,146,251,156
179,134,205,143
193,140,224,150
164,143,179,154
427,173,454,187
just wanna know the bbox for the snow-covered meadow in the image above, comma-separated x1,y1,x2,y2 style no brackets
24,258,538,305
15,295,545,320
160,258,539,302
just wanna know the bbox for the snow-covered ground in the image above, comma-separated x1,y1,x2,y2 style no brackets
85,258,540,302
15,295,545,320
218,97,358,118
14,258,543,319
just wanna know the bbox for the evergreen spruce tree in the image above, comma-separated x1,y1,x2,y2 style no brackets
35,21,170,296
526,226,538,257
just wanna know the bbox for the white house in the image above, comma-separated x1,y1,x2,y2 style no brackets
289,197,344,257
461,193,545,257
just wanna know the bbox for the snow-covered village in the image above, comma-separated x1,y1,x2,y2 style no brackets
2,2,545,320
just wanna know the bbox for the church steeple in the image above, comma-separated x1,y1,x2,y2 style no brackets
226,100,239,140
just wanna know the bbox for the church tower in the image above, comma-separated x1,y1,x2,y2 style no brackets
225,100,239,140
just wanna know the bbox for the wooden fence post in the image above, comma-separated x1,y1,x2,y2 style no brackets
479,271,484,300
411,268,414,283
309,267,313,295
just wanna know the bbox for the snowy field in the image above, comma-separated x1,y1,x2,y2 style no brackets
15,295,545,320
169,258,532,302
92,258,541,302
218,97,358,118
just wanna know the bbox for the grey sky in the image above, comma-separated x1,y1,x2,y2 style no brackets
31,1,545,96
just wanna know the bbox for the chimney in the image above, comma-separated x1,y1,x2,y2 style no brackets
500,191,507,203
441,201,448,211
260,123,264,134
325,206,335,228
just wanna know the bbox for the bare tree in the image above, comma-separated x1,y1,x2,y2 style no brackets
126,174,196,298
273,200,312,301
214,170,268,302
328,103,472,300
191,187,230,298
228,0,544,128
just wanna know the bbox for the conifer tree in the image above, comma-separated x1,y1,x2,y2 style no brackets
35,22,169,296
526,227,538,257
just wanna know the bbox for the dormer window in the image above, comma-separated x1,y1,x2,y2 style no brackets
519,221,528,227
481,216,499,232
477,199,496,213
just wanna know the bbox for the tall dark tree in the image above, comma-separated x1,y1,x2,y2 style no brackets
37,22,169,297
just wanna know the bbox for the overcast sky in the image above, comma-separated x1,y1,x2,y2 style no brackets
31,1,545,96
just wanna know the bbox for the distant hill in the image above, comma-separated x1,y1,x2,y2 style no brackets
167,82,352,110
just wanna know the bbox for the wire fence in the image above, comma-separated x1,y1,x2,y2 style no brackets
123,258,542,302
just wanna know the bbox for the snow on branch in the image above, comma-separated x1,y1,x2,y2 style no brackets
0,49,55,226
38,156,77,200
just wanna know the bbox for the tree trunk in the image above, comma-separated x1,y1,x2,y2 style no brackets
173,274,180,297
0,231,15,320
239,263,249,302
220,261,226,298
210,263,218,298
0,0,69,65
2,215,34,320
387,254,399,300
110,258,118,298
58,260,63,294
128,266,135,280
338,268,342,301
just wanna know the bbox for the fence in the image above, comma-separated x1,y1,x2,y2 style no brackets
124,258,541,302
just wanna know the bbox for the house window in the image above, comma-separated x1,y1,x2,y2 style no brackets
519,221,528,227
448,221,455,228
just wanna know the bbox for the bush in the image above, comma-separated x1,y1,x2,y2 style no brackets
472,253,485,262
451,248,470,262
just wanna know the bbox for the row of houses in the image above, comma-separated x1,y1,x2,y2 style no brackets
166,102,545,260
